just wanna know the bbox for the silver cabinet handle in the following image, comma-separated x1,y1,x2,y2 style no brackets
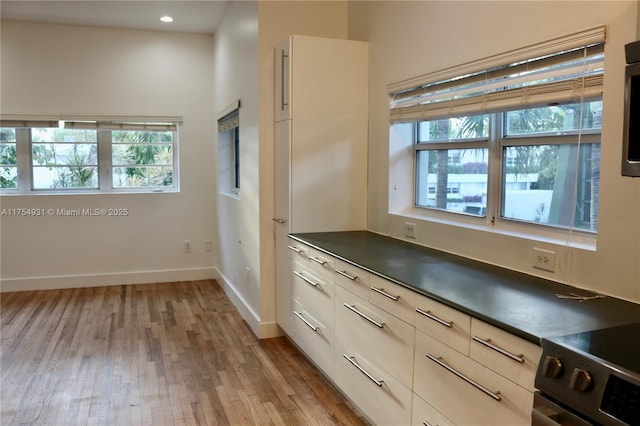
293,271,319,287
280,49,289,111
422,422,434,426
371,286,399,301
426,354,502,401
272,217,286,224
343,354,383,387
287,245,301,253
309,256,327,265
472,336,525,364
416,307,453,328
336,269,357,281
344,303,385,328
293,311,318,331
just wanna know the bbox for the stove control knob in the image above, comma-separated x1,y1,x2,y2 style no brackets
569,368,592,392
542,356,563,378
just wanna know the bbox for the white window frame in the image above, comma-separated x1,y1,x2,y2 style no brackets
388,26,606,248
0,116,181,195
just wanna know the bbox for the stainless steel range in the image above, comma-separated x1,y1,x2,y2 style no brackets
533,322,640,425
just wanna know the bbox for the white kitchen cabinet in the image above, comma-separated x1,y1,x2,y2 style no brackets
369,274,417,325
291,297,334,378
334,285,415,389
415,292,471,356
276,240,310,335
412,392,454,426
414,330,533,426
273,35,368,233
470,319,541,392
274,35,368,336
334,258,371,300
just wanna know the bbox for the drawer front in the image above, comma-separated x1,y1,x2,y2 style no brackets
335,339,412,426
290,263,333,328
415,294,471,356
470,319,541,392
335,285,415,387
334,259,370,299
369,275,416,325
308,249,336,280
291,298,333,378
287,240,310,265
412,392,454,426
414,331,533,426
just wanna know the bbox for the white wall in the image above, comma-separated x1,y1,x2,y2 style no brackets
212,0,349,337
0,22,217,290
349,1,640,303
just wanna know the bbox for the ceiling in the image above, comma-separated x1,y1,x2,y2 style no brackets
0,1,232,34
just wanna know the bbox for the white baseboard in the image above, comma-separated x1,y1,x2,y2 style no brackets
0,267,217,293
214,267,283,340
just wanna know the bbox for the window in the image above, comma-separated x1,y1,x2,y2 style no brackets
389,26,605,235
217,101,240,196
0,118,179,193
0,128,17,189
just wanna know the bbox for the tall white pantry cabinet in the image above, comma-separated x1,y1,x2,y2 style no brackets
273,36,368,336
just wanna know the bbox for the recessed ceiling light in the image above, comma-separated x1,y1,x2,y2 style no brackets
160,16,174,23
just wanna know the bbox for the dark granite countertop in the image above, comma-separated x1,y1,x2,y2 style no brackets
290,231,640,345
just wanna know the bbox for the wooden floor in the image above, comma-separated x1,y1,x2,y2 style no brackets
1,280,366,426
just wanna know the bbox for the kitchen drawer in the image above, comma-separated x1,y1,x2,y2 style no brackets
287,240,310,265
334,258,370,299
414,331,533,426
334,338,412,426
415,294,471,356
412,392,454,426
335,285,415,388
470,319,541,392
291,298,333,378
290,263,333,328
308,248,336,280
369,274,417,325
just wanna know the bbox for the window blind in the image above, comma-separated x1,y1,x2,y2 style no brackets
389,26,606,123
217,109,239,133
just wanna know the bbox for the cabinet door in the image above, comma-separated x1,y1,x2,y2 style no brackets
274,37,291,122
335,339,412,426
335,286,415,387
414,331,533,426
415,293,471,356
291,298,333,378
274,120,292,333
412,392,454,426
470,319,541,392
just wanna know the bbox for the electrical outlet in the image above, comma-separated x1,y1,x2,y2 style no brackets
532,248,555,272
184,240,192,253
405,222,416,239
204,240,213,252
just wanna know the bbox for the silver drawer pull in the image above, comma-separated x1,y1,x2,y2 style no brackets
422,422,434,426
310,256,327,265
371,286,400,301
293,271,319,287
343,354,383,387
426,354,502,401
336,269,357,281
472,336,525,364
344,303,385,328
293,311,318,331
416,307,453,328
287,245,302,253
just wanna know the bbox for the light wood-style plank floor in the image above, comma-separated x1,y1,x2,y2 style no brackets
1,280,366,426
